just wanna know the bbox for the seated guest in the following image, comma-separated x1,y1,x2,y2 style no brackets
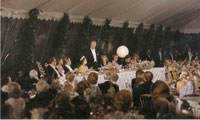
131,69,145,108
130,53,138,67
177,70,195,98
105,90,143,119
65,72,76,88
36,80,50,94
143,48,153,61
26,69,39,91
78,56,89,74
5,82,25,119
84,72,102,103
46,57,60,83
153,97,177,119
63,82,78,100
29,91,55,119
1,104,14,119
1,74,12,104
63,57,73,74
136,71,153,95
49,91,74,119
122,55,131,68
98,72,119,95
15,71,26,90
112,54,121,69
56,57,65,76
24,80,51,119
99,55,109,67
142,81,175,119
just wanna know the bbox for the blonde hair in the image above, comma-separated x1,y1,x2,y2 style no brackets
180,70,189,79
36,80,49,93
101,55,108,61
88,72,98,85
29,69,39,80
65,72,75,82
114,90,133,112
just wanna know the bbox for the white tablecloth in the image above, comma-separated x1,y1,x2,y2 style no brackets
75,67,165,91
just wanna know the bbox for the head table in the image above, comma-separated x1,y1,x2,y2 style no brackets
75,67,165,92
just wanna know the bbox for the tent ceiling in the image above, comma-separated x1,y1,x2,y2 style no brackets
1,0,200,33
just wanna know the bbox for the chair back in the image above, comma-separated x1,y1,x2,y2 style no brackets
140,94,152,109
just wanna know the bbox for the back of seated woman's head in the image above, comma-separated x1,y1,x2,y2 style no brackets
66,72,75,82
36,80,49,93
8,82,22,99
88,72,98,85
75,80,90,96
151,80,170,99
114,90,133,113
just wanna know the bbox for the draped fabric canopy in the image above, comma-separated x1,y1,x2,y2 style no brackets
1,0,200,33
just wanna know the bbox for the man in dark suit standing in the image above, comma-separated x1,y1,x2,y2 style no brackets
185,47,193,62
143,48,153,61
85,41,99,69
46,57,60,84
154,48,164,67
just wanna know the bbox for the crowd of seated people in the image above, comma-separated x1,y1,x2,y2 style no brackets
1,41,200,119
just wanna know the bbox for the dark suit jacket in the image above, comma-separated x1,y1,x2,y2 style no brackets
98,81,119,94
63,65,70,74
46,65,59,83
143,54,153,61
85,48,100,69
154,52,164,67
166,53,174,61
174,53,181,61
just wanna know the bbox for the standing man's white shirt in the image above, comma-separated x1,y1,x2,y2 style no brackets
90,48,97,62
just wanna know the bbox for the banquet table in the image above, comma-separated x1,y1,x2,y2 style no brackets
75,67,165,92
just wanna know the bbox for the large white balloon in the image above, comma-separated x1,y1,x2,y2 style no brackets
116,45,129,58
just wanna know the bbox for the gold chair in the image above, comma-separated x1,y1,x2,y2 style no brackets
140,94,152,109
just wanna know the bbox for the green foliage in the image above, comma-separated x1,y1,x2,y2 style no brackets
51,13,70,58
100,19,111,54
16,8,39,74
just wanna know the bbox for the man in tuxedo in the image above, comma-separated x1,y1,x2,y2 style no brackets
85,41,99,69
166,49,174,61
63,57,73,74
186,47,193,62
154,48,164,67
174,49,181,61
143,48,153,61
46,57,60,84
122,55,131,68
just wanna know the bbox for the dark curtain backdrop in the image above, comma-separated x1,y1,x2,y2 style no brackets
1,17,200,74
